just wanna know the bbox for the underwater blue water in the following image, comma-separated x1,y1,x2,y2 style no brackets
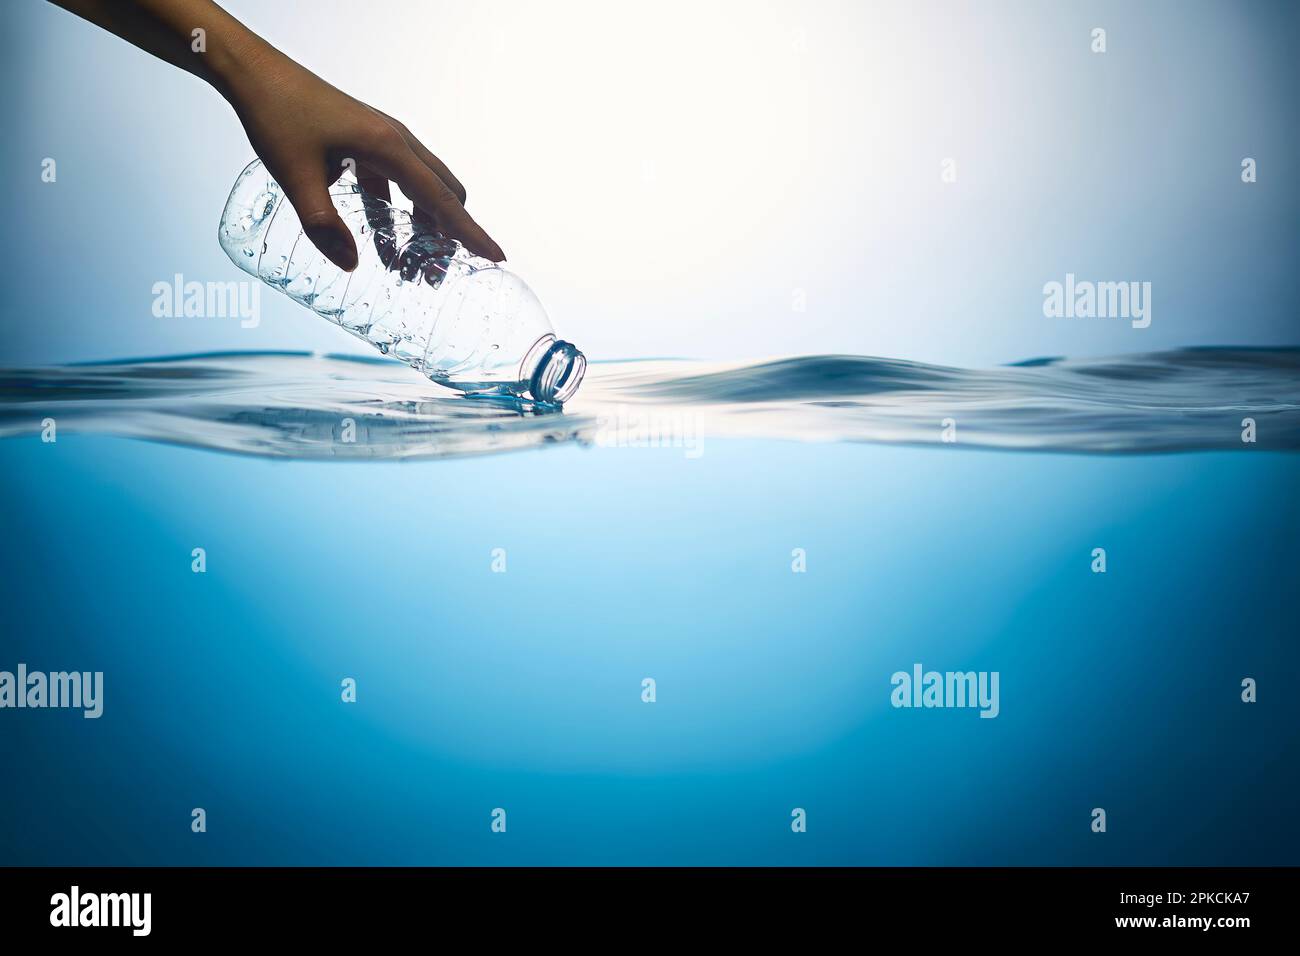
1,422,1296,865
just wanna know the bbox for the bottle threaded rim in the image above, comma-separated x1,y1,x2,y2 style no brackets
528,339,586,404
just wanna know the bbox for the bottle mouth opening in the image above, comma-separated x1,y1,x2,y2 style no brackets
526,338,586,404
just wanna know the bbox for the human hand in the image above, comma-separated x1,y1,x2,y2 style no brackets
225,47,504,271
48,0,504,272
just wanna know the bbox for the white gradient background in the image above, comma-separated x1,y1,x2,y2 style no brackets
4,0,1297,368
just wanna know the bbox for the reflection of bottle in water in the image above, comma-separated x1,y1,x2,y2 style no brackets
218,159,585,404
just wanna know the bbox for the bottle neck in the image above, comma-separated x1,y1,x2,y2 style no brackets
522,335,587,404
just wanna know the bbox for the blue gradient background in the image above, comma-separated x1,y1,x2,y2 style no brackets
2,0,1299,865
3,0,1297,365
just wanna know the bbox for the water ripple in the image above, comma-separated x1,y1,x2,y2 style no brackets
1,347,1296,460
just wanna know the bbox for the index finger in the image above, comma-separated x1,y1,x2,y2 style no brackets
363,144,505,262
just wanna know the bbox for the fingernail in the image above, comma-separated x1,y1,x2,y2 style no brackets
310,230,357,271
328,237,358,272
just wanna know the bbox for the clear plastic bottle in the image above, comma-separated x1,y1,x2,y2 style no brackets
218,159,585,404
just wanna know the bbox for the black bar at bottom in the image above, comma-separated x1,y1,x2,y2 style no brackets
0,866,1288,939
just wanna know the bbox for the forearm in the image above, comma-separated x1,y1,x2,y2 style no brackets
47,0,278,104
46,0,505,263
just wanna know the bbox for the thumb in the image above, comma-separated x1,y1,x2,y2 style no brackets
283,176,358,272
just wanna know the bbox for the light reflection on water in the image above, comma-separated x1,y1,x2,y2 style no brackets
1,347,1297,459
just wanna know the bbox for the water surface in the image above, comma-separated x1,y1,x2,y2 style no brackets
2,346,1296,459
